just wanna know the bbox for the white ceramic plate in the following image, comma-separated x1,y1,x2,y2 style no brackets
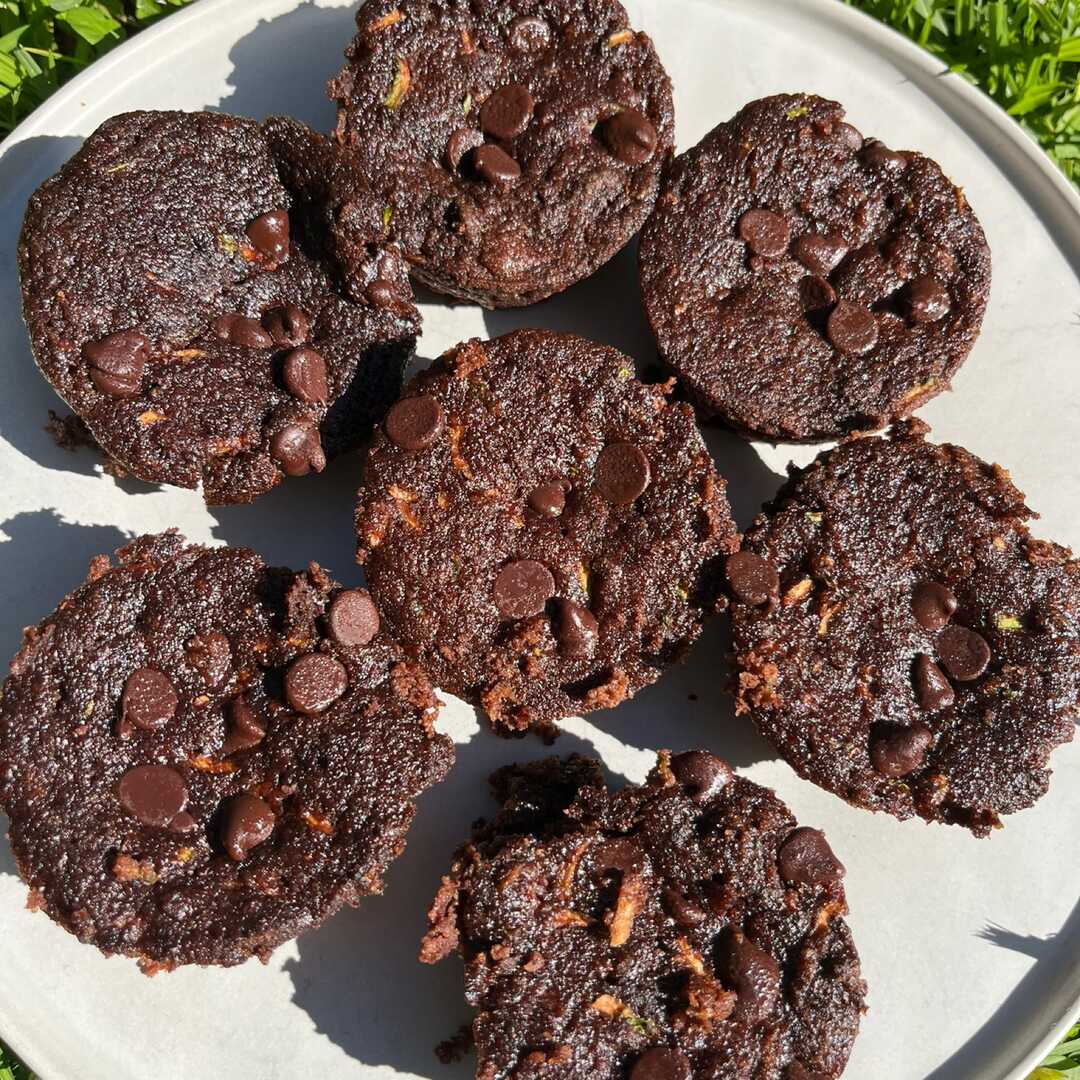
1,1,1078,1077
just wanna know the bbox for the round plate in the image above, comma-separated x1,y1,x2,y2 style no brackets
1,1,1078,1077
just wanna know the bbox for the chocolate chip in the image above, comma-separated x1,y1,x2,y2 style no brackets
913,654,955,712
591,837,644,875
599,108,658,165
595,442,651,504
777,827,845,886
835,122,864,149
221,793,275,861
792,233,847,275
223,697,265,754
937,625,991,681
263,303,311,347
282,347,329,404
800,275,837,311
385,395,445,450
472,144,521,184
826,299,878,354
271,424,326,477
327,589,380,647
509,14,551,50
911,581,958,631
662,887,708,928
169,811,196,834
870,723,934,777
904,275,952,323
246,210,289,261
725,551,780,606
480,84,535,140
553,598,598,658
630,1048,692,1080
84,330,148,398
861,141,907,171
121,668,178,732
118,765,188,829
186,631,232,688
671,751,732,802
527,481,566,518
284,653,348,715
493,560,555,620
738,209,791,258
446,127,485,169
724,935,780,1022
212,313,274,349
365,279,398,309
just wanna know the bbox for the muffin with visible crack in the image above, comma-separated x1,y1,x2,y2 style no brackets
422,752,865,1078
355,329,740,738
0,532,453,971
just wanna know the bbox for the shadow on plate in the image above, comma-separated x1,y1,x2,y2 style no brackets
285,718,634,1080
976,921,1061,962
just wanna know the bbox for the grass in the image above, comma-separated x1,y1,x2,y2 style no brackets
0,1,1078,1078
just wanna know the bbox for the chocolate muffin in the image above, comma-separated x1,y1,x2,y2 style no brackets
0,532,453,971
327,0,675,307
355,330,740,738
639,94,991,440
18,110,419,504
421,753,866,1078
730,421,1080,835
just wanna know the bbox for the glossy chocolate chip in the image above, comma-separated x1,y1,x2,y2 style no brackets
725,935,781,1023
480,84,535,140
85,330,148,398
246,210,289,261
223,697,266,754
186,631,232,688
912,581,958,631
118,765,188,829
472,144,521,184
553,598,598,658
327,589,380,647
365,279,398,309
870,723,934,777
630,1048,692,1080
284,653,349,715
591,837,645,876
725,551,780,606
861,141,907,171
446,127,485,170
271,424,326,477
777,827,845,886
671,751,732,802
385,395,445,451
169,811,196,834
662,887,708,928
913,654,955,712
904,275,952,323
595,442,651,504
263,303,311,347
121,668,178,732
792,233,847,276
826,300,878,354
738,209,791,258
835,122,864,149
282,347,329,403
493,560,555,620
599,109,658,165
527,481,566,518
212,313,274,349
938,625,991,681
800,275,837,311
509,14,551,50
221,793,275,861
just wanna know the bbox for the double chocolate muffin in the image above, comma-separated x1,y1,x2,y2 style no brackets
19,110,418,504
355,329,740,738
328,0,675,307
730,421,1080,835
422,753,866,1078
639,94,991,440
0,532,453,970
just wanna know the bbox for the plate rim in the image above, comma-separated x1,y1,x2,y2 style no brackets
1,0,1078,1077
